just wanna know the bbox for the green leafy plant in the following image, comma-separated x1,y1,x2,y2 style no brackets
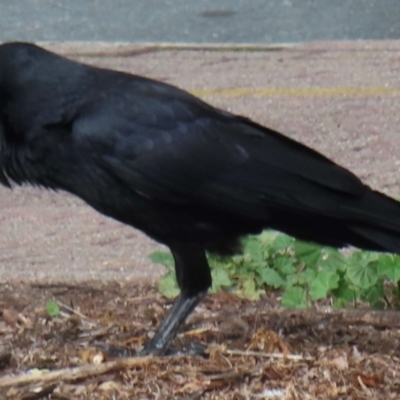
150,231,400,309
46,300,60,318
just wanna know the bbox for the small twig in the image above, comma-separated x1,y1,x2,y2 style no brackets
179,328,213,337
0,356,152,388
206,369,251,381
224,349,313,361
357,376,373,397
57,301,95,323
78,326,113,339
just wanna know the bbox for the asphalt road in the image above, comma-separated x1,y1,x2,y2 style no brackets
1,0,400,43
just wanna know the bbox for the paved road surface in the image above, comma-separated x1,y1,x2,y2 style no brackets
1,0,400,43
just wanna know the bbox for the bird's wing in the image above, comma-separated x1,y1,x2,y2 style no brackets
71,86,365,220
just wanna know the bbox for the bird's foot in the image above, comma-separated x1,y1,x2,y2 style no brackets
165,342,207,357
94,341,207,358
93,289,209,358
94,343,138,358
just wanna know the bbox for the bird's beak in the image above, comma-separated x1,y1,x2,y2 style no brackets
0,120,11,188
0,168,11,188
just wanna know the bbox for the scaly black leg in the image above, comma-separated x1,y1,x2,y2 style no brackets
142,289,207,355
96,244,212,357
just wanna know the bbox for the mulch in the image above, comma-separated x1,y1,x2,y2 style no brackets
0,282,399,399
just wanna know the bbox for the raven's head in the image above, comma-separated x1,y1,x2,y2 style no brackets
0,42,37,188
0,42,58,100
0,42,89,132
0,42,88,189
0,42,33,96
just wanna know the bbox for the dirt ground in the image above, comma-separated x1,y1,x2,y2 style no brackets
1,282,400,399
1,41,400,398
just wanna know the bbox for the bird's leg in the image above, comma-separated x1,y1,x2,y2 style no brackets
96,244,212,357
142,244,211,355
142,289,207,355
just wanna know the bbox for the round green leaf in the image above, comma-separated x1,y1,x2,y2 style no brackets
309,270,339,300
258,267,285,288
346,257,378,289
377,254,400,283
281,286,308,308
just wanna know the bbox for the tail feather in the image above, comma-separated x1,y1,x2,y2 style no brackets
340,188,400,253
340,190,400,232
349,225,400,254
261,188,400,254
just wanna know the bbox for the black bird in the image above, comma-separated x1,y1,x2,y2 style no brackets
1,42,400,356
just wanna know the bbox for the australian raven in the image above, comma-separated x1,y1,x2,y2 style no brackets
1,42,400,355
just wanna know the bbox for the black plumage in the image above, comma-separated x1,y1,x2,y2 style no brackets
1,42,400,355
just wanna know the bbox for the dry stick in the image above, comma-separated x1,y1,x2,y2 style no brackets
0,356,153,388
57,300,96,323
357,376,373,397
0,350,311,388
224,349,313,361
206,370,251,381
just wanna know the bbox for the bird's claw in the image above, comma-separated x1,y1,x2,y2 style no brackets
94,343,138,358
94,341,207,358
